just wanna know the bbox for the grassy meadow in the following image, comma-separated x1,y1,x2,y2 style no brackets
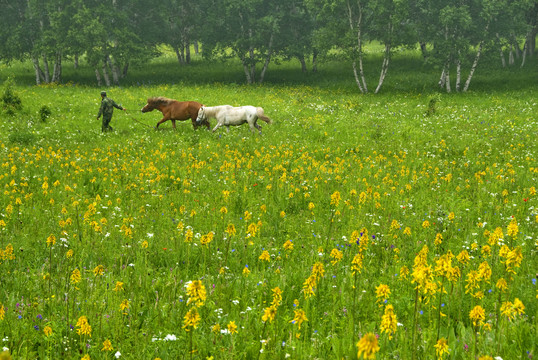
0,51,537,360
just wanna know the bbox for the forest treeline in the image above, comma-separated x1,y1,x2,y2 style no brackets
0,0,536,93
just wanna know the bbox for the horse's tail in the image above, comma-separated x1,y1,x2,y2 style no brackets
256,107,272,124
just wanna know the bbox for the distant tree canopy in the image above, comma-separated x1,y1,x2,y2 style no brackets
0,0,536,92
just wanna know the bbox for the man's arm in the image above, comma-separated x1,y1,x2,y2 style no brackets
97,101,105,118
112,100,124,111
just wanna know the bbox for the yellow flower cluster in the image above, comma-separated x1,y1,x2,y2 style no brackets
303,262,325,298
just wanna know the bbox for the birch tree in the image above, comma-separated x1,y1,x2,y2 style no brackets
200,0,286,84
309,0,412,93
72,0,155,86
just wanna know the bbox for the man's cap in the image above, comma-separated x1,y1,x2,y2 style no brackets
100,91,107,96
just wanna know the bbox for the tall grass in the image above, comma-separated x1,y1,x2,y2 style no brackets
0,51,536,359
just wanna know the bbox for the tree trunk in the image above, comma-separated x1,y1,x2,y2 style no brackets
445,67,452,93
375,20,392,94
122,63,129,78
31,57,44,85
509,44,514,65
240,54,253,84
312,49,318,72
420,42,427,60
439,68,446,88
439,64,451,93
108,56,120,85
42,54,50,83
74,54,79,69
194,41,199,55
248,28,255,82
352,61,365,94
463,38,485,92
298,55,307,73
173,45,184,64
52,51,62,83
95,68,102,87
347,0,367,93
511,35,521,58
185,35,191,64
496,33,506,67
520,40,527,67
102,59,111,87
455,58,461,92
259,33,274,84
375,42,391,94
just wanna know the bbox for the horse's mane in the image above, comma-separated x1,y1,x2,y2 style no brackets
148,96,174,106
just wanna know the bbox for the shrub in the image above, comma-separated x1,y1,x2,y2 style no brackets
39,105,52,122
1,77,23,116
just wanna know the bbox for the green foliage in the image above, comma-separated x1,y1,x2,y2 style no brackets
7,131,36,145
39,105,52,122
1,77,22,116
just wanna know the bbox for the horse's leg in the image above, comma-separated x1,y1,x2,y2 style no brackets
171,120,177,130
155,117,169,129
248,121,257,133
212,121,222,133
254,122,262,135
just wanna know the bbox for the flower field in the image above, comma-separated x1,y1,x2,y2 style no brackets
0,64,537,359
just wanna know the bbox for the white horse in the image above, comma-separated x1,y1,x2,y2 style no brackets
196,105,272,134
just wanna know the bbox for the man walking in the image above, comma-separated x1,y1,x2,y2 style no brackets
97,91,125,132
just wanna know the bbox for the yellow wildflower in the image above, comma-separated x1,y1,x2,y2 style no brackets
93,265,104,276
380,304,397,339
434,337,449,359
290,309,308,330
119,299,130,313
356,332,380,360
375,284,391,304
469,305,485,327
330,248,343,265
70,269,81,285
506,217,518,238
76,316,92,337
262,306,277,323
43,325,53,337
102,339,113,351
183,308,201,331
186,280,207,307
227,321,238,334
46,235,56,247
259,250,271,262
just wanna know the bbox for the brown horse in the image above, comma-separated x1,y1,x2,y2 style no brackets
140,97,210,130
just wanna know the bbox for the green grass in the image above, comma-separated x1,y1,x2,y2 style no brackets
0,51,536,360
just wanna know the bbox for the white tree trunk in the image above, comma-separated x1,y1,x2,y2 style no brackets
31,57,44,85
52,51,62,83
352,61,365,93
240,54,253,84
520,33,529,67
438,68,446,88
445,69,451,93
42,54,50,83
374,42,391,94
102,59,111,87
455,58,461,92
95,69,102,87
463,39,484,92
347,0,368,93
259,33,274,84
